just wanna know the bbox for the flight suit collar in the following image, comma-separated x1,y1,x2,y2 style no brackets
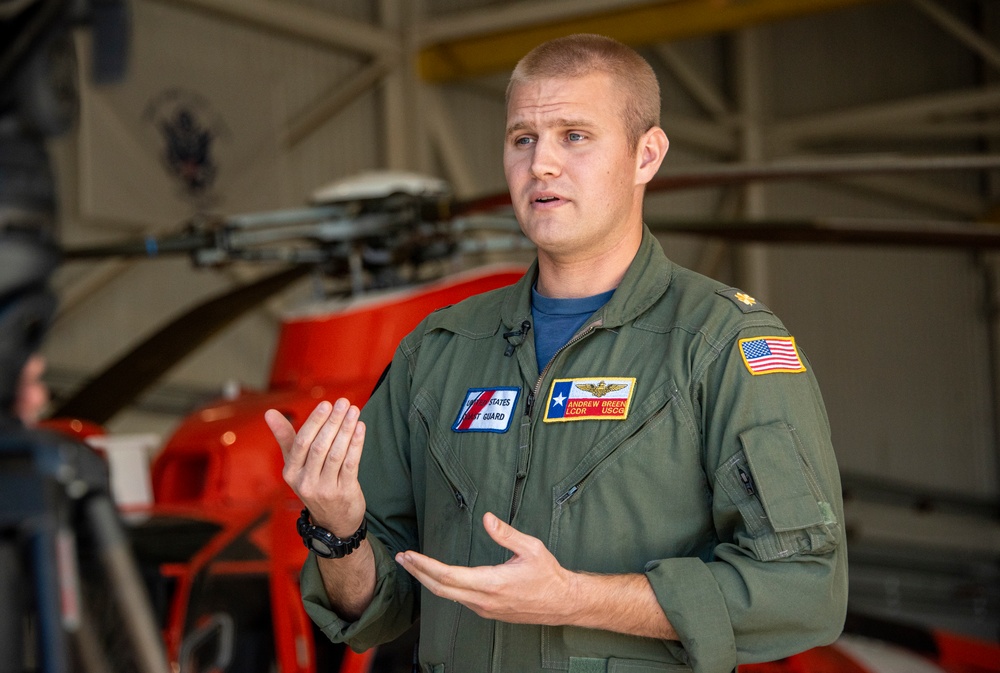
499,225,673,331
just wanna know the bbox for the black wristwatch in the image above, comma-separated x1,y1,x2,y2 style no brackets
296,508,367,559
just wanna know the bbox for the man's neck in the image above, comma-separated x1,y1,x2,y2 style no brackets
535,227,642,299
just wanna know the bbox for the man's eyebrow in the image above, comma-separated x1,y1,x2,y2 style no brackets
506,120,530,136
505,117,595,137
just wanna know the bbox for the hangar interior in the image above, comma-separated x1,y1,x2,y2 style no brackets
11,0,1000,648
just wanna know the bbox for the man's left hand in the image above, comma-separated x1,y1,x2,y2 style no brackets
395,512,576,626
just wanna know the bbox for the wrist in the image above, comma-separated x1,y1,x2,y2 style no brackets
304,507,364,538
297,508,367,559
558,569,588,626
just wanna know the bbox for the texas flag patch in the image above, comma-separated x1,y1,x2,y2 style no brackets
738,336,806,375
452,387,520,433
544,377,636,423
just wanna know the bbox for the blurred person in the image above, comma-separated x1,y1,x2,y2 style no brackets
0,228,58,429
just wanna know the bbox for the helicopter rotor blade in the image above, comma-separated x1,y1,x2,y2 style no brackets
50,265,310,425
644,153,1000,192
451,153,1000,216
646,216,1000,248
61,231,216,260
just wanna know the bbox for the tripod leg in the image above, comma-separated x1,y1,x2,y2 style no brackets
84,495,170,673
31,526,72,673
72,606,116,673
0,538,25,673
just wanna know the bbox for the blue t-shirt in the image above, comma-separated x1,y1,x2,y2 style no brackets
531,285,615,372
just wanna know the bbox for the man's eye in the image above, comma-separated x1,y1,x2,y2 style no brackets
514,136,534,146
567,132,585,142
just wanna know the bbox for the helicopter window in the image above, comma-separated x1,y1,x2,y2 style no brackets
156,453,211,502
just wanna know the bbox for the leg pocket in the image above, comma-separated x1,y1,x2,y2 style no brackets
567,656,694,672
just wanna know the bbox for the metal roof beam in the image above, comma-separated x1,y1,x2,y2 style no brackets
830,174,987,217
423,87,481,198
283,58,392,148
910,0,1000,75
652,43,732,121
416,0,653,44
151,0,399,58
771,85,1000,148
417,0,887,83
661,115,739,156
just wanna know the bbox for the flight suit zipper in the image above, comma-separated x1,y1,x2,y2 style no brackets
508,317,603,524
493,317,604,672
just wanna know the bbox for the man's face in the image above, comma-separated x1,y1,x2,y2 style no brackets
503,73,644,266
15,354,48,427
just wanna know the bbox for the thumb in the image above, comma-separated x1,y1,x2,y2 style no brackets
264,409,295,457
483,512,531,555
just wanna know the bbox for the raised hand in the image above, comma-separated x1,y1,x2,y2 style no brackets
265,399,367,537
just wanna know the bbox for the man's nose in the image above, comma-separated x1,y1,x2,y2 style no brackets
529,136,562,179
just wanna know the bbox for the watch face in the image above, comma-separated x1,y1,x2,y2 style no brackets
310,537,333,556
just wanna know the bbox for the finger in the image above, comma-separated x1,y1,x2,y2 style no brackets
396,551,478,597
339,419,366,480
282,401,334,470
299,399,349,475
396,552,462,602
264,408,296,458
315,401,360,478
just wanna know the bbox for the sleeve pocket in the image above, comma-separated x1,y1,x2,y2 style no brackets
716,423,841,561
741,423,824,531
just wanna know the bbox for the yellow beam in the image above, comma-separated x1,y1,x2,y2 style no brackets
418,0,886,82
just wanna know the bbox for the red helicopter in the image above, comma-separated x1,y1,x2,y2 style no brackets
47,167,1000,673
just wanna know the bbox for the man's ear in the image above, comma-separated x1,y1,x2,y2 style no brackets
636,126,669,186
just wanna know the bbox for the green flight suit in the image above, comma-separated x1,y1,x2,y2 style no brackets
301,227,847,673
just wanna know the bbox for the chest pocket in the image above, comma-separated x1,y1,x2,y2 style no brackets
542,380,706,671
549,380,682,502
546,379,703,564
411,389,478,566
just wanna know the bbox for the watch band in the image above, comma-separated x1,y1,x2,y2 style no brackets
296,508,367,559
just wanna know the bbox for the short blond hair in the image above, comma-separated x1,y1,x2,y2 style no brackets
506,34,661,151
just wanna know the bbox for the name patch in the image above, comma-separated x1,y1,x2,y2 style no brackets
544,377,636,422
453,387,520,433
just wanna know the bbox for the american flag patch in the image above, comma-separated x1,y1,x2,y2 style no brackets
738,337,806,375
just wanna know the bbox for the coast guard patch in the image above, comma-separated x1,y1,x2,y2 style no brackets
453,387,520,433
739,336,806,375
544,377,636,422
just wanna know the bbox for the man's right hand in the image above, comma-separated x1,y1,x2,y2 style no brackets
265,399,367,538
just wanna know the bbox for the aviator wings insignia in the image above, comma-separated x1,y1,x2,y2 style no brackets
575,381,628,398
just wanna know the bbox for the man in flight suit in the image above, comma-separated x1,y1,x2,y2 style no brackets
267,33,847,673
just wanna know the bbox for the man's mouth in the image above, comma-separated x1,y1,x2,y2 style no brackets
531,192,564,205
